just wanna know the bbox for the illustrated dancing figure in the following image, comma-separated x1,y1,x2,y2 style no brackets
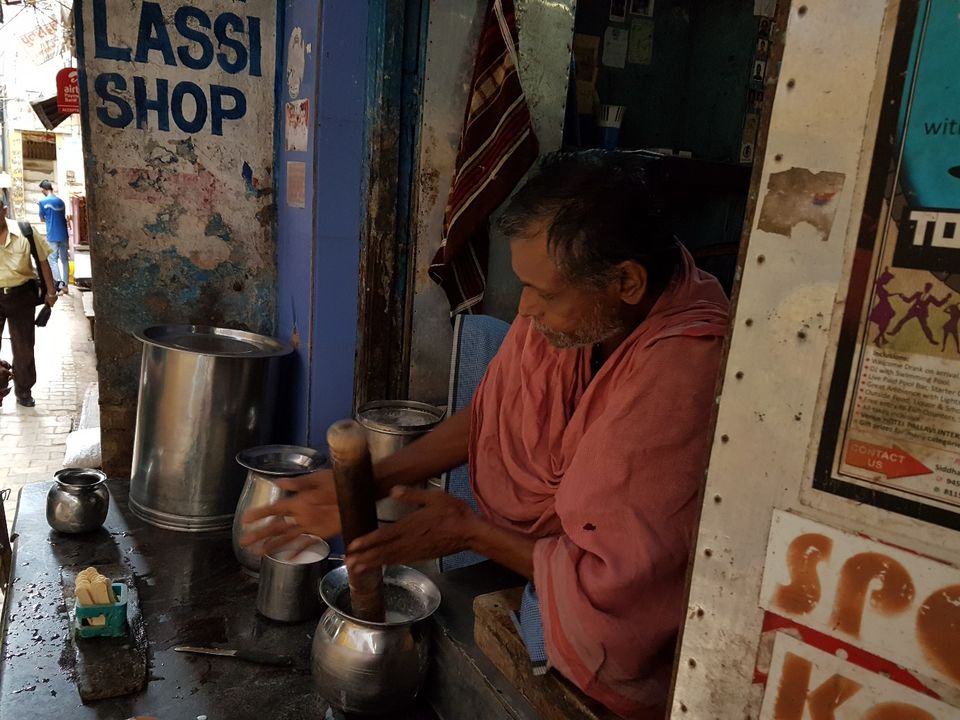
869,268,897,347
890,282,952,344
943,304,960,354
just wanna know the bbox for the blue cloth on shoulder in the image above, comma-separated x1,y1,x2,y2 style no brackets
438,314,509,572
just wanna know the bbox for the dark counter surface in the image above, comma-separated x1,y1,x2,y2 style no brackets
0,481,436,720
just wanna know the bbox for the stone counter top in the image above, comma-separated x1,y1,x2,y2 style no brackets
0,481,436,720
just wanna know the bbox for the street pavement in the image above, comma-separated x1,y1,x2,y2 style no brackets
0,290,98,531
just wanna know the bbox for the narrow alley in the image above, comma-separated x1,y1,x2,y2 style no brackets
0,290,98,530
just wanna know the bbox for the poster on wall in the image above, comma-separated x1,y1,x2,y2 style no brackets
815,1,960,528
285,99,309,152
287,161,306,208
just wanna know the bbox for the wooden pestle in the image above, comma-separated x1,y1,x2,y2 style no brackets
327,419,385,622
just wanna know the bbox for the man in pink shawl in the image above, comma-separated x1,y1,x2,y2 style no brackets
243,154,729,718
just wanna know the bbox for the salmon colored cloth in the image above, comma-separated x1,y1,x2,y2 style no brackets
469,251,729,718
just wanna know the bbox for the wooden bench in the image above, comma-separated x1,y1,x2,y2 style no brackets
473,588,620,720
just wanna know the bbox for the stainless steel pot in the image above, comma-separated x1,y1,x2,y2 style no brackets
129,326,292,532
356,401,445,522
311,565,441,715
232,445,326,575
46,469,109,534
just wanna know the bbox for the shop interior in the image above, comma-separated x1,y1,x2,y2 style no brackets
484,0,770,318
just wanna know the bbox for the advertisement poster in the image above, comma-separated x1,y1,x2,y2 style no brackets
816,1,960,528
285,99,309,152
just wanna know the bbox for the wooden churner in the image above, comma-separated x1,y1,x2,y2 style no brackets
327,419,385,622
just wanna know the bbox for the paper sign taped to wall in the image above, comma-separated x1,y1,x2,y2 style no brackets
628,19,654,65
573,34,600,113
609,0,627,22
287,161,306,209
602,27,629,69
285,99,309,152
754,0,777,17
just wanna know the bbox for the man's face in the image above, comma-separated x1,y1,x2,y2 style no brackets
510,222,624,349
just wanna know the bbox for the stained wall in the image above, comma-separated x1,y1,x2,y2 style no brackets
76,0,279,473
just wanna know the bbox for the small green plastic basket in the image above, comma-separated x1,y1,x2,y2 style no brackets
74,582,128,639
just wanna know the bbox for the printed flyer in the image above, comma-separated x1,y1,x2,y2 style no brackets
816,0,960,527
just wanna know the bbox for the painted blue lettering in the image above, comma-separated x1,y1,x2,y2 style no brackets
134,76,170,131
210,85,247,136
174,7,214,71
94,73,133,128
248,17,262,77
214,13,248,74
93,0,131,61
134,2,176,66
171,82,208,134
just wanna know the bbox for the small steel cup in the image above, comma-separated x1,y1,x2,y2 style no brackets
256,536,331,622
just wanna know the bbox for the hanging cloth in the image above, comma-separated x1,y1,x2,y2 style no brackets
429,0,539,315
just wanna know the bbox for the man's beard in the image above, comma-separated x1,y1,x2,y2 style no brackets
532,302,625,349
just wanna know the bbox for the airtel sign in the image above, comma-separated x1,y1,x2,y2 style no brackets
57,68,80,115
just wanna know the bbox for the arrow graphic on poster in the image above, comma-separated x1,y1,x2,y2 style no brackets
845,440,933,479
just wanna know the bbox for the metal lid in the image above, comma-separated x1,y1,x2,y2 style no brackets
135,325,292,359
355,401,445,435
236,445,327,476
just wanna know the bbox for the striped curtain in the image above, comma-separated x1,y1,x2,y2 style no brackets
429,0,539,315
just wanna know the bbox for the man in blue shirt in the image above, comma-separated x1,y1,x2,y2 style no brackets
38,179,70,295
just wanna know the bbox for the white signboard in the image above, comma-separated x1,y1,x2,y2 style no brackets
760,509,960,689
760,632,960,719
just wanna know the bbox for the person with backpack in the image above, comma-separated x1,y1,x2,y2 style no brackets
38,179,70,295
0,199,57,407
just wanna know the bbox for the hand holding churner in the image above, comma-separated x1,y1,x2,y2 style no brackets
239,469,342,555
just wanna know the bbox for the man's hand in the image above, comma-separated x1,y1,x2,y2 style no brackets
239,469,341,554
45,292,57,307
346,487,478,575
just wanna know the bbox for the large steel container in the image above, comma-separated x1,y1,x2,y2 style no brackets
129,326,292,532
355,401,445,522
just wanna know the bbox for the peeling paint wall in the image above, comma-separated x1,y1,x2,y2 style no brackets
408,0,576,404
76,0,278,474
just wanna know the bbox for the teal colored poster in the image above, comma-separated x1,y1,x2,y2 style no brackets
817,1,960,529
896,0,960,212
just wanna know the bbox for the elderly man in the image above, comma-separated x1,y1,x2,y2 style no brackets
0,201,57,407
243,154,728,718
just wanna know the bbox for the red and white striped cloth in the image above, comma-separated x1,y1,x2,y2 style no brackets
429,0,539,315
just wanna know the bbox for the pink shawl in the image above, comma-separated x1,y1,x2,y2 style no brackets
469,251,728,717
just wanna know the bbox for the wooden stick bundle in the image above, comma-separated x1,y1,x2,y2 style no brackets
327,419,385,622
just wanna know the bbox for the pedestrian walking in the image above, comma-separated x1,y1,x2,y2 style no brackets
38,179,70,295
0,200,57,407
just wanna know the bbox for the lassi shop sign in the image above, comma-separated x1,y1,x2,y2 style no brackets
89,0,262,136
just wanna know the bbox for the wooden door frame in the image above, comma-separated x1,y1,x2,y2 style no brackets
354,0,429,410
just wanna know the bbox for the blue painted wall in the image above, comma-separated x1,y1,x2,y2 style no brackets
276,1,369,450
